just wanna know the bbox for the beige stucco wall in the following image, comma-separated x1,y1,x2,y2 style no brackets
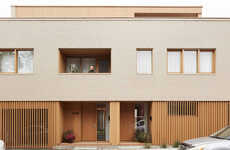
0,19,229,101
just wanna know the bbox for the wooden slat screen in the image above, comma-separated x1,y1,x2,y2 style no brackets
0,101,58,148
3,108,48,147
168,101,197,116
151,101,230,145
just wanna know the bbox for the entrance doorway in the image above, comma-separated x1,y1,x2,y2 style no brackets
96,103,107,141
62,102,109,142
97,110,105,141
120,102,149,141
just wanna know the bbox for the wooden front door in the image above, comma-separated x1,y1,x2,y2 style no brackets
120,103,135,141
82,103,97,141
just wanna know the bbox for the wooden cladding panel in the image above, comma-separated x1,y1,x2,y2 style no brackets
199,102,228,137
14,6,202,18
62,102,82,142
0,101,58,148
120,103,135,141
55,102,64,145
82,103,97,141
109,102,120,145
151,101,230,145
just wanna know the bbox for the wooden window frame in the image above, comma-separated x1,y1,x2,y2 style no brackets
167,48,216,74
0,48,33,74
136,48,153,75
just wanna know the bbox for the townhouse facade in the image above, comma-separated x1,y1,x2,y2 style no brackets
0,4,230,148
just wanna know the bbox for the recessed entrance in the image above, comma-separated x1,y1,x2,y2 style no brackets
120,102,150,141
62,102,109,142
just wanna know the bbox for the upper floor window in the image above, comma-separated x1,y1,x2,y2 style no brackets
137,49,152,74
167,49,215,74
59,48,111,73
0,49,33,73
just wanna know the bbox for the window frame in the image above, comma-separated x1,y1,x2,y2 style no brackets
0,48,34,74
167,49,183,74
59,48,112,74
136,48,153,75
167,48,216,74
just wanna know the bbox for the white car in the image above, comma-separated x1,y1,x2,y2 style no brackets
179,126,230,150
0,140,5,150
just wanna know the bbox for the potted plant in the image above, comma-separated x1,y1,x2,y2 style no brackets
62,130,75,143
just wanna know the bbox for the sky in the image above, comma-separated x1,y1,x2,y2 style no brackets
0,0,230,17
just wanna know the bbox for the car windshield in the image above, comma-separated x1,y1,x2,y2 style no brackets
210,126,230,140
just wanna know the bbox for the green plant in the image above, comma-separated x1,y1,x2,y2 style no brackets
172,141,180,148
135,129,152,143
136,130,146,142
144,143,151,149
160,143,167,148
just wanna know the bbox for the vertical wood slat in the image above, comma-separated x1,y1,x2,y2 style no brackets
13,101,15,148
2,102,4,147
10,103,13,147
26,101,28,148
109,102,120,145
42,102,44,148
0,101,57,149
151,101,229,145
14,49,18,73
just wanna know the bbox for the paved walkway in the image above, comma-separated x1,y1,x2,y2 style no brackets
53,145,179,150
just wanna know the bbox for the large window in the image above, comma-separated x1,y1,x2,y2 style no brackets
59,48,111,73
137,49,152,74
0,49,33,73
167,49,215,74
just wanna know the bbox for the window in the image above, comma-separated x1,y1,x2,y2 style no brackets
66,57,80,73
0,51,15,72
168,50,181,73
0,49,33,73
137,49,152,74
200,51,213,73
183,50,197,74
167,49,215,74
82,58,96,73
59,48,111,73
18,51,33,73
168,102,197,116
